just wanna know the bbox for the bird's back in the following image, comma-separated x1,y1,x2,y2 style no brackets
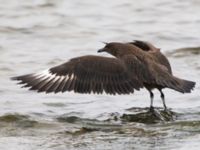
149,51,172,74
129,41,172,74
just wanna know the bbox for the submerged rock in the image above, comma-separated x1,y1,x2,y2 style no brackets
57,107,177,127
121,107,176,124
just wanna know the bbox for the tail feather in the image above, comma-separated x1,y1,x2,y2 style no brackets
181,79,195,93
173,77,196,93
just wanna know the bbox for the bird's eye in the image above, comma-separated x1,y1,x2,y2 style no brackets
105,44,111,48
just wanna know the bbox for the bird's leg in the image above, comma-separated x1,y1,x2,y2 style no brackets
149,90,154,111
159,89,167,111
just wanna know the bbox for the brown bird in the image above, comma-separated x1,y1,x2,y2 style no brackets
11,41,195,110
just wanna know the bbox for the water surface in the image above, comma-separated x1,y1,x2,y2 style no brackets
0,0,200,149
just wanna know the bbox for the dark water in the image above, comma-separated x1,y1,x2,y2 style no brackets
0,0,200,149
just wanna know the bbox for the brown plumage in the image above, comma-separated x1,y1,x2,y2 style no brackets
11,41,196,110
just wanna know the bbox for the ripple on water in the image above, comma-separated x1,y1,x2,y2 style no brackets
0,113,37,128
166,47,200,57
43,102,66,107
57,114,122,132
0,113,58,129
0,27,33,34
170,120,200,132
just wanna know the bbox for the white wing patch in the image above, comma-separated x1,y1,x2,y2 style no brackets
33,69,55,79
26,69,77,93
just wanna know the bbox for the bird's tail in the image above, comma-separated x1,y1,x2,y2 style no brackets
172,77,196,93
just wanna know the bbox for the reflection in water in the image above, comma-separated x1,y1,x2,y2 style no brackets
0,0,200,149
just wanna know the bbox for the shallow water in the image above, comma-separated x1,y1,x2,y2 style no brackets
0,0,200,149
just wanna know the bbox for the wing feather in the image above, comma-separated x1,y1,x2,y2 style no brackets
12,55,143,94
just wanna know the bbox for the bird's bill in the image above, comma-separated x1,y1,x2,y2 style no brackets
97,48,105,53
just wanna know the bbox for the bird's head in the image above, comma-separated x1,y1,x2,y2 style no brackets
98,42,128,57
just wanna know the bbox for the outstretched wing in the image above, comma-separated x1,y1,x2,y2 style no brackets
11,55,143,95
